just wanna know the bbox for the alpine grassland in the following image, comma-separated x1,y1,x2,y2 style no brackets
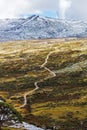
0,38,87,129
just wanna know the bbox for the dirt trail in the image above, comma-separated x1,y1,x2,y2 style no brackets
19,50,56,108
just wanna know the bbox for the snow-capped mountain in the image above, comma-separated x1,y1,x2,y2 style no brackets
0,15,87,42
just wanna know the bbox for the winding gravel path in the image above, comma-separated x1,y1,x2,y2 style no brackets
19,50,56,108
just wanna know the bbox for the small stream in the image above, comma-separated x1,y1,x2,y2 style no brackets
10,122,44,130
23,122,44,130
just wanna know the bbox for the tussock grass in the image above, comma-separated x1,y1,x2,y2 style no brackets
0,39,87,129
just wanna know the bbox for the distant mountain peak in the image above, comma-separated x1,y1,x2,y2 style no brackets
0,15,87,42
27,15,40,20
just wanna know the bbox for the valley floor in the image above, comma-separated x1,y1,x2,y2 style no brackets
0,38,87,129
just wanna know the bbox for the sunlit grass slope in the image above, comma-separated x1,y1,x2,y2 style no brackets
0,38,87,129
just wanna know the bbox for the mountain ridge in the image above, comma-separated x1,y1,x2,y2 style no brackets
0,15,87,42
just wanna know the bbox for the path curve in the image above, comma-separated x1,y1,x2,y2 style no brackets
19,50,56,108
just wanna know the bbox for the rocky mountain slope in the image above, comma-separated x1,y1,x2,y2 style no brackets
0,15,87,41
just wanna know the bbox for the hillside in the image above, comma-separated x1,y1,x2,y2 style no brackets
0,15,87,41
0,39,87,129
